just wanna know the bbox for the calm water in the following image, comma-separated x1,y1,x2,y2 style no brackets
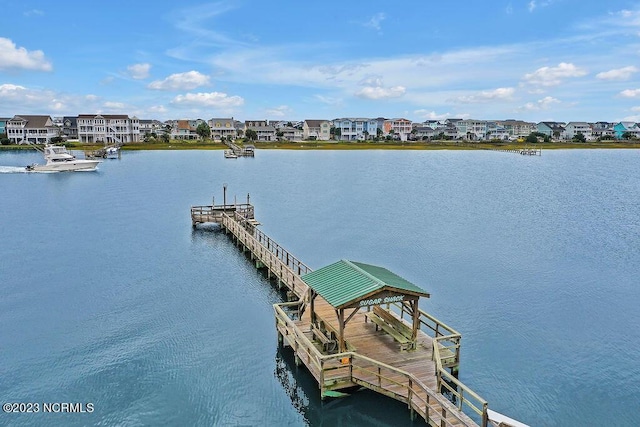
1,148,639,426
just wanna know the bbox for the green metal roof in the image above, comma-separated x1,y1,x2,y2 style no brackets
301,259,430,309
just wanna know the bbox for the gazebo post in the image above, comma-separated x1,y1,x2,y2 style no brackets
337,309,345,352
310,289,316,326
411,299,420,341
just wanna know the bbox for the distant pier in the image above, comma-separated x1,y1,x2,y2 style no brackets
191,194,528,427
223,141,255,158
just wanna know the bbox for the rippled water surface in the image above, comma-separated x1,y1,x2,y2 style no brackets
1,148,639,426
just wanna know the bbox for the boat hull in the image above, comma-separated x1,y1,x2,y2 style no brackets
29,160,100,172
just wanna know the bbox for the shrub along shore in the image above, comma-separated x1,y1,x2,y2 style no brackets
2,139,640,151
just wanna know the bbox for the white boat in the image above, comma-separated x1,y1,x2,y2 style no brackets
105,146,120,159
224,150,238,159
26,144,101,172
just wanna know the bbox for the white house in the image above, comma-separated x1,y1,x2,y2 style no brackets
564,122,593,140
77,114,140,144
303,120,331,140
7,115,59,144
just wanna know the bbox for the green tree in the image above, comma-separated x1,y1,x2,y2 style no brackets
0,132,10,145
50,136,64,144
525,133,539,144
573,132,586,143
622,131,634,140
245,129,258,141
196,122,211,140
160,133,170,143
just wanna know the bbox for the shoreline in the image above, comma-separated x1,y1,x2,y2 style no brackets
2,140,640,151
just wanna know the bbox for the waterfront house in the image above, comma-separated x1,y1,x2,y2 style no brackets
208,118,236,141
333,118,378,141
383,118,412,140
77,114,140,144
564,122,594,141
537,122,566,140
497,120,537,138
279,126,302,141
0,117,9,135
613,122,640,139
7,115,58,144
486,121,510,140
171,119,203,140
139,119,165,137
62,116,78,140
413,126,437,140
245,120,276,141
303,120,331,140
590,122,615,140
455,119,487,140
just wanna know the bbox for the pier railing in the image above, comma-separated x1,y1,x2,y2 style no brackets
232,211,311,276
394,301,488,425
274,301,481,427
221,211,310,300
191,204,255,225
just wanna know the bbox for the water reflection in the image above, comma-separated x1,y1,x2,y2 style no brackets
275,347,418,427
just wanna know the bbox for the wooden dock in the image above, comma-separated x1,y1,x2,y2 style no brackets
223,141,255,157
191,199,526,427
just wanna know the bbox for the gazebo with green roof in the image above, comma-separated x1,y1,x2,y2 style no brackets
301,259,430,352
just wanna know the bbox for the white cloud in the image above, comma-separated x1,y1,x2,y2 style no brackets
24,9,44,17
450,87,515,104
520,96,561,111
172,91,244,108
363,13,386,31
0,83,93,114
523,62,587,86
264,105,292,118
631,106,640,112
127,63,151,80
313,94,343,106
148,71,210,90
104,101,126,109
355,85,406,100
596,66,638,81
413,109,451,120
529,0,553,12
149,105,167,114
0,37,52,71
619,88,640,98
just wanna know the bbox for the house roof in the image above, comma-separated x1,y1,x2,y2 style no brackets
11,115,54,128
301,259,429,309
78,114,129,119
304,119,328,127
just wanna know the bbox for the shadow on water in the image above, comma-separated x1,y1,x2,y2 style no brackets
275,347,419,427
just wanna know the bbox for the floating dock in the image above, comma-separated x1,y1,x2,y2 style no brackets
191,197,527,427
223,141,255,158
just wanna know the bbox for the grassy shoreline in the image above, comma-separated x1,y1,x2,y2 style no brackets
2,140,640,151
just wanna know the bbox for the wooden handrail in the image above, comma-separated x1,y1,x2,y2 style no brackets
275,300,477,426
433,339,487,426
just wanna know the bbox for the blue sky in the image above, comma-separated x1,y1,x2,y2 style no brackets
2,0,640,123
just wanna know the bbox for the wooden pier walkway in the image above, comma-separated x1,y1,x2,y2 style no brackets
191,200,526,427
223,141,255,158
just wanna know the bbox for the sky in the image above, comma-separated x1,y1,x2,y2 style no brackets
2,0,640,123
